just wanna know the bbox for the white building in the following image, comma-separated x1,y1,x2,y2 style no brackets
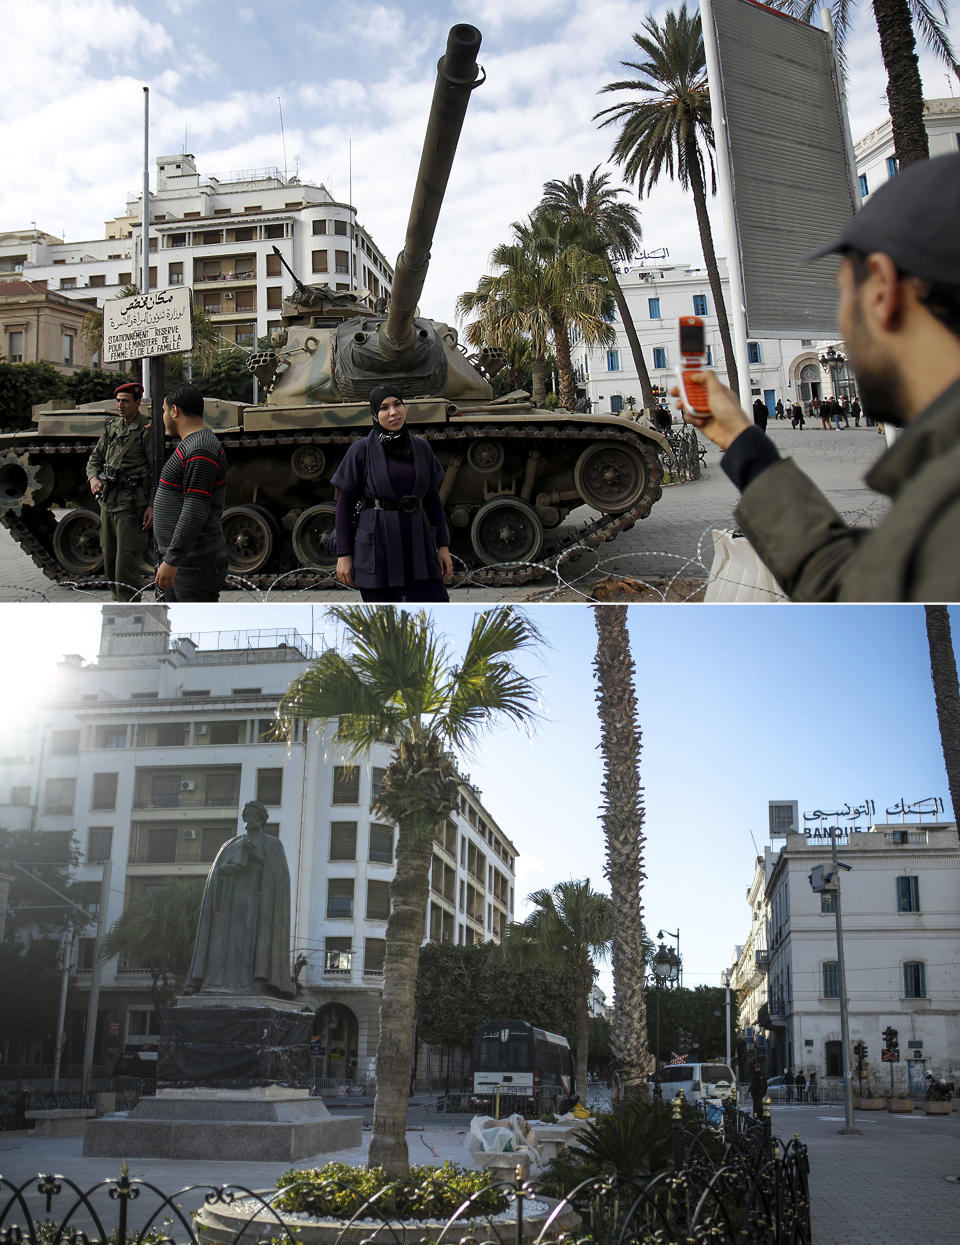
730,800,960,1094
571,259,822,418
0,153,394,356
0,606,517,1084
855,97,960,202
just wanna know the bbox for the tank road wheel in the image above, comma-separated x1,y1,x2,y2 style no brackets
52,509,104,575
291,445,326,480
291,504,338,567
573,441,650,514
466,440,505,474
222,504,278,574
470,497,544,567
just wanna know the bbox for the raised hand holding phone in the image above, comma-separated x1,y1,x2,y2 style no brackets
676,315,711,413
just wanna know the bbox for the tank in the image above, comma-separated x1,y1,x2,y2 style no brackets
0,24,669,590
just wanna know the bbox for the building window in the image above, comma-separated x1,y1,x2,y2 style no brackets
648,297,661,319
62,332,75,365
329,821,357,861
312,250,329,273
335,250,349,274
88,827,113,863
824,1039,842,1077
822,960,840,998
366,879,390,921
369,823,394,864
364,938,385,974
7,330,24,363
370,767,386,805
748,341,761,364
606,349,620,371
60,278,76,290
326,877,354,918
903,961,926,998
324,936,352,973
92,772,118,811
126,1007,158,1039
51,730,80,755
652,347,667,370
89,274,106,288
208,721,243,745
76,937,97,973
610,394,623,413
886,156,898,178
266,253,282,276
858,173,869,198
693,293,707,316
118,272,131,285
255,768,283,806
266,286,283,310
820,891,836,914
332,766,360,804
312,219,327,235
706,345,713,366
203,770,238,808
896,875,919,912
334,220,348,236
265,224,285,240
44,777,76,814
168,262,184,285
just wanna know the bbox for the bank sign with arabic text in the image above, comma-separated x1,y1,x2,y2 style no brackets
102,287,193,364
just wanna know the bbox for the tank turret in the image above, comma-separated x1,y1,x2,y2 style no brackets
252,23,490,408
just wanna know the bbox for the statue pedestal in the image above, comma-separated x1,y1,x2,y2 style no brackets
158,997,312,1087
82,1085,362,1161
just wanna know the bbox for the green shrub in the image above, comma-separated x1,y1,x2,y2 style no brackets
273,1160,507,1220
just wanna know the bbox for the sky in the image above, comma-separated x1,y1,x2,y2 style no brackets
3,600,956,998
3,1,958,326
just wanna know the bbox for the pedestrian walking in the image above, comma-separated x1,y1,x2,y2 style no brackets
775,398,785,420
333,384,453,601
784,1067,795,1103
752,397,768,432
851,397,862,427
791,402,804,429
153,383,229,602
85,381,154,600
795,1070,807,1102
750,1062,767,1118
808,1071,818,1103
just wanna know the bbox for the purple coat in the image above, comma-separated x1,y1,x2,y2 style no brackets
331,429,449,589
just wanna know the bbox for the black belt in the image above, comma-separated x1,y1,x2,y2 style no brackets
366,495,422,513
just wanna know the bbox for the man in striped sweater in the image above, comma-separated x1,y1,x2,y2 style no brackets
153,383,229,602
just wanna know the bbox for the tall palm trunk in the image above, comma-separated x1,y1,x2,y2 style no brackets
925,606,960,843
529,355,548,406
872,0,929,165
608,264,656,412
687,146,738,396
550,310,577,409
572,964,593,1100
367,819,433,1176
593,605,652,1102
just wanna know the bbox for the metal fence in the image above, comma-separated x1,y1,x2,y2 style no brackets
1,1080,149,1131
661,425,705,482
0,1097,809,1245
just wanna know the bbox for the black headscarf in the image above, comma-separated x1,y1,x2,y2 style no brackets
369,383,412,460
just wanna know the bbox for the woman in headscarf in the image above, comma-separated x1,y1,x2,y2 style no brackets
331,383,453,601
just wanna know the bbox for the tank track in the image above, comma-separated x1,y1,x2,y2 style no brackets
0,421,663,591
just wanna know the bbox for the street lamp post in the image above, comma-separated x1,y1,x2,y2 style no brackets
650,940,681,1095
657,927,681,988
818,345,846,402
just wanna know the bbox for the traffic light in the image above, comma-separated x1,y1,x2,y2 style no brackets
854,1041,867,1062
882,1026,899,1054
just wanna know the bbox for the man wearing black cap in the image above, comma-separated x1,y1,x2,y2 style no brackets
676,153,960,601
86,381,154,601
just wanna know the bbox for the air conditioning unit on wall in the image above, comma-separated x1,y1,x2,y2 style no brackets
182,829,198,840
181,780,195,792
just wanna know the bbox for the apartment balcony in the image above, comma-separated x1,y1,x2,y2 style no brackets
132,794,239,812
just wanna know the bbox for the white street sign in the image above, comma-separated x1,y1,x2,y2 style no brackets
102,286,193,363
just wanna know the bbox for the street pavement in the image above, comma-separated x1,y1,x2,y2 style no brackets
0,424,889,604
1,1097,958,1242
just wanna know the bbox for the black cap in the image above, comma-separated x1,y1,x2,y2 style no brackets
804,153,960,284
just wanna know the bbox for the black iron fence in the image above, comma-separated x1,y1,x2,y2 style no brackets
0,1097,809,1245
661,425,705,482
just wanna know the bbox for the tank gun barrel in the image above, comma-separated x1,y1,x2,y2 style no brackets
271,245,312,301
380,24,483,359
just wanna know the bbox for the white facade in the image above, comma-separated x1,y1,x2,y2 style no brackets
730,804,960,1094
571,259,822,417
0,153,394,354
0,606,516,1082
855,97,960,202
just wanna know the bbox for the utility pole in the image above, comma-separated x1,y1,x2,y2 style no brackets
830,826,859,1134
81,860,112,1096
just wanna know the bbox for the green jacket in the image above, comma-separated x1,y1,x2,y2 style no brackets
734,378,960,602
86,410,154,513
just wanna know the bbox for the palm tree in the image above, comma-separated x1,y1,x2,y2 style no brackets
592,605,652,1102
100,878,205,1008
540,167,658,414
768,0,958,167
505,879,612,1103
458,214,614,410
276,605,542,1178
595,6,739,396
924,606,960,842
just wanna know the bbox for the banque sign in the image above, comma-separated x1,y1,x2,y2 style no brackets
102,287,193,364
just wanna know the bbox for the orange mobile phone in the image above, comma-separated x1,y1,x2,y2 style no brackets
678,315,710,413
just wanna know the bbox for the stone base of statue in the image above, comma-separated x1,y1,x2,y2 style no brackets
82,1084,362,1161
156,997,313,1087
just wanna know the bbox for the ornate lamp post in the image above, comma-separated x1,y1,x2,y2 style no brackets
818,345,846,400
650,939,681,1095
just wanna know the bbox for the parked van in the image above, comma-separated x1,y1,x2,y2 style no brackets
654,1062,737,1104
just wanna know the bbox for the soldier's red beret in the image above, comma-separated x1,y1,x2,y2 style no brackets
114,382,144,399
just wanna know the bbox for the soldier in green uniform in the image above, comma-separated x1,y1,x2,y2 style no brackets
86,381,155,601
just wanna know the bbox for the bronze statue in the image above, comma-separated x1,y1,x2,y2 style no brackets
185,800,292,998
